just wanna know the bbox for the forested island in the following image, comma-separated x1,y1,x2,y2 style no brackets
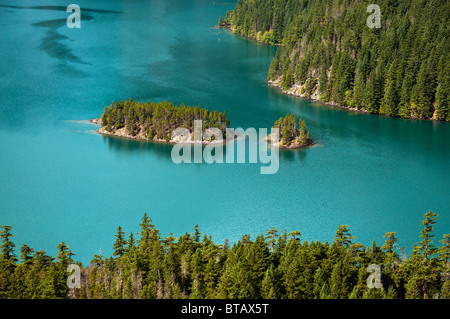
1,211,449,299
218,0,449,121
266,114,314,149
93,99,230,143
94,99,315,151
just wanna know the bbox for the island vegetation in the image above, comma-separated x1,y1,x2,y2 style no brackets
220,0,449,121
95,99,315,151
94,99,230,143
1,211,449,299
266,114,314,149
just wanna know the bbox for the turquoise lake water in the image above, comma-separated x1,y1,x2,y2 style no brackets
1,0,449,264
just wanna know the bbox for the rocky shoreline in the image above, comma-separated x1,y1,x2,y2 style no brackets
90,117,314,150
264,132,315,150
267,79,369,115
89,119,237,145
267,77,447,121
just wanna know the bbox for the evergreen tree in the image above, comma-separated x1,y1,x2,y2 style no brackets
113,226,126,258
288,230,301,241
441,281,450,299
334,225,354,248
19,244,34,265
312,267,325,299
438,234,450,269
126,232,135,253
418,211,439,263
0,225,17,264
405,278,421,299
382,232,399,272
265,227,279,253
408,211,441,298
329,260,349,299
193,224,202,246
380,61,399,116
261,264,279,299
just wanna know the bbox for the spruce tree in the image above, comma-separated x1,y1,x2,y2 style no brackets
19,244,34,265
113,226,126,258
418,211,439,263
410,211,441,298
261,264,279,299
312,267,325,299
0,225,17,264
380,61,399,116
439,234,450,269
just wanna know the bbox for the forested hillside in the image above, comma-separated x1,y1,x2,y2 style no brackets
1,211,449,299
221,0,449,121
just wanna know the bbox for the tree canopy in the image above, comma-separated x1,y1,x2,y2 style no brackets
100,99,229,141
0,211,449,299
223,0,449,121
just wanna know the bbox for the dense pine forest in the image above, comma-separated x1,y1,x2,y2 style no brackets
219,0,449,121
1,211,449,299
99,99,229,141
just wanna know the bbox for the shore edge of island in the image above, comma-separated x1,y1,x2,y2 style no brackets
90,119,315,150
89,118,241,146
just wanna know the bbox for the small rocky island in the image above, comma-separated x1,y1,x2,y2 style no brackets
91,98,230,144
265,114,314,149
91,99,313,150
